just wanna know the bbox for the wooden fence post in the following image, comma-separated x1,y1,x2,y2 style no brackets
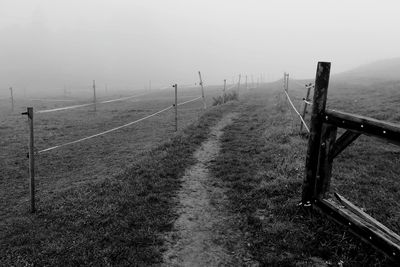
300,84,312,132
22,107,35,213
286,73,289,92
93,80,97,111
283,73,287,92
173,84,178,131
198,71,207,109
223,79,226,103
10,87,14,112
302,62,331,205
315,124,337,199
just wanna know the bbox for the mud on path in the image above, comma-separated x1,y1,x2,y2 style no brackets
163,113,257,267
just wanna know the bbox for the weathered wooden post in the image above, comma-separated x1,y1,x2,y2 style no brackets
300,83,312,132
286,73,289,92
10,87,14,112
302,62,331,205
198,71,206,109
93,80,97,111
283,73,286,91
22,107,35,213
245,75,248,90
315,124,337,199
173,84,178,131
223,79,226,103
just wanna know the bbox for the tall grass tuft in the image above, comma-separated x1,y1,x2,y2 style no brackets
212,91,238,106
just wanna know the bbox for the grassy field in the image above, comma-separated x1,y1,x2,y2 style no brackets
0,103,237,266
1,76,399,265
0,88,222,235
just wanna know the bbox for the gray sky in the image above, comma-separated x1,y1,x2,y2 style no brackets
1,0,399,92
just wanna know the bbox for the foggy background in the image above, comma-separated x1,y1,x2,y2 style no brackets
1,0,399,94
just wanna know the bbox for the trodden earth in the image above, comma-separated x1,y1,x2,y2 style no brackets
163,113,258,267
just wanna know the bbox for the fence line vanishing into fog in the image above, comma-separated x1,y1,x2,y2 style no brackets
20,73,226,213
14,71,248,213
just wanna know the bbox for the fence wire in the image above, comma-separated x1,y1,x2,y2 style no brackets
36,92,149,114
284,90,310,133
38,96,203,154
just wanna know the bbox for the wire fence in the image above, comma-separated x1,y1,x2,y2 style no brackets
283,90,310,132
282,74,314,133
36,92,149,114
31,99,76,102
38,95,203,154
12,74,251,212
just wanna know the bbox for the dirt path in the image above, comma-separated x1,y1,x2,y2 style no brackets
163,113,257,267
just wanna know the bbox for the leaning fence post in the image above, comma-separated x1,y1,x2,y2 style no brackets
173,84,178,131
302,62,331,205
300,84,312,132
198,71,207,109
223,79,226,103
286,73,289,92
22,107,35,213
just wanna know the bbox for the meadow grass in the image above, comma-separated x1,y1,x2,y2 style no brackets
1,79,398,265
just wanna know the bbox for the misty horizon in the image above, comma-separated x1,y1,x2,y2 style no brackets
1,0,400,94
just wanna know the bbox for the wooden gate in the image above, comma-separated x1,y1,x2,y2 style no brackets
302,62,400,261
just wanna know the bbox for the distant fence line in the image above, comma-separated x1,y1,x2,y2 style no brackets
20,71,219,213
17,71,255,213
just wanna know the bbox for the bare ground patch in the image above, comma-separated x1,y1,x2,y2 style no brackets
163,112,257,266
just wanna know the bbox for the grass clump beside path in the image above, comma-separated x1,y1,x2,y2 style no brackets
210,88,392,266
0,103,235,266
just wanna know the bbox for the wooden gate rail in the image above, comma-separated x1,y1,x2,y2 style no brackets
301,61,400,262
325,109,400,146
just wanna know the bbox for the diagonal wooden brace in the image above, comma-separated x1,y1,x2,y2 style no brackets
329,130,361,161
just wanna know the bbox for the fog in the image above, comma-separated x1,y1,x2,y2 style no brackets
1,0,400,94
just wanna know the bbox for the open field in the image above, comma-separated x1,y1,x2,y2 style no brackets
0,87,236,265
0,86,221,223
